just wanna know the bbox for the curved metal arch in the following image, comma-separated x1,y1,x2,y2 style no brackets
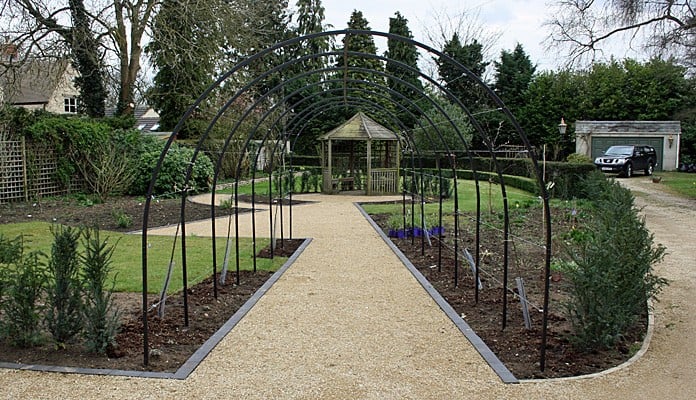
207,60,496,303
203,65,476,256
223,73,475,258
142,29,553,370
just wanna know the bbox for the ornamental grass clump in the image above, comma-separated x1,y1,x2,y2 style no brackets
563,173,667,351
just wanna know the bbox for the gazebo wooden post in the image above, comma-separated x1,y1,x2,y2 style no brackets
366,139,372,195
395,140,401,191
326,139,333,192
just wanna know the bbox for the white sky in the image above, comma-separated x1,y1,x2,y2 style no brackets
318,0,640,72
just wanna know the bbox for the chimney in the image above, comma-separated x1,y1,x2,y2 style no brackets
2,42,18,62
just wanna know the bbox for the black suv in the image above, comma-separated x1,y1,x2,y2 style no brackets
594,145,657,177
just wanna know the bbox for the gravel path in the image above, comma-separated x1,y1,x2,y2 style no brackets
1,185,694,399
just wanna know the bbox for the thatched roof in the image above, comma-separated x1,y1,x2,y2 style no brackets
318,112,399,141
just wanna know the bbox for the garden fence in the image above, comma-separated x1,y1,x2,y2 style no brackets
0,138,73,203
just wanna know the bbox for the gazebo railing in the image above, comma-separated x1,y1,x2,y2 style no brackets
370,168,398,194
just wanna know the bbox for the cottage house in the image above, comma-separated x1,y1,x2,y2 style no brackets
1,57,80,114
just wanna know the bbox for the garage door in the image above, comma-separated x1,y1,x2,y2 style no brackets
591,137,664,171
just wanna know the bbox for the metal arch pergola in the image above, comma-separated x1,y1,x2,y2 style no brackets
141,29,553,371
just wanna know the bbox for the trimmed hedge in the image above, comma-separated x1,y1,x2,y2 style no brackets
408,157,595,199
418,168,540,196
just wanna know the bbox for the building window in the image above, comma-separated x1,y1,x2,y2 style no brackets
64,97,78,113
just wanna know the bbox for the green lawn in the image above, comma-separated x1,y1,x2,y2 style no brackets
361,179,535,228
217,180,272,196
655,171,696,199
0,222,286,294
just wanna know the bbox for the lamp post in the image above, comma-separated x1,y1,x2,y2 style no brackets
558,117,567,136
558,118,568,158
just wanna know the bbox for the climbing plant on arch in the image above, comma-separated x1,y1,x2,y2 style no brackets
141,30,554,372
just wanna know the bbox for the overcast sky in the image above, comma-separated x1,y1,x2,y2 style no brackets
319,0,578,72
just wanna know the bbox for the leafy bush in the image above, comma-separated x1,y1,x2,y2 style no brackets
45,225,84,346
272,169,295,197
566,153,593,164
300,170,311,193
76,129,141,201
190,138,249,180
80,228,121,354
562,175,667,350
24,115,141,199
130,136,214,197
27,116,111,189
112,210,133,228
544,161,597,200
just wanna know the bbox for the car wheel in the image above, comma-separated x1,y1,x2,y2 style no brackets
645,163,654,176
624,162,633,178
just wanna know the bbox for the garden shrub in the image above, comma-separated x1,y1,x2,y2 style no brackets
562,174,667,351
112,209,133,228
45,225,84,346
24,115,141,199
130,136,214,197
544,161,597,200
0,249,47,347
183,138,250,180
272,169,296,197
566,153,593,164
80,228,121,354
308,168,321,192
27,116,111,189
0,234,23,264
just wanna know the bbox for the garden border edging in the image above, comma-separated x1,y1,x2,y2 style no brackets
0,237,312,380
519,301,655,384
356,202,519,384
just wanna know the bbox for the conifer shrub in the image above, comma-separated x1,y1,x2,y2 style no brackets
562,172,668,350
45,225,84,346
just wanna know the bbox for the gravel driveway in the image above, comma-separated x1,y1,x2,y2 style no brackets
1,182,694,399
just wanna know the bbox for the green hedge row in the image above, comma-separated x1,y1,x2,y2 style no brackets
406,157,595,199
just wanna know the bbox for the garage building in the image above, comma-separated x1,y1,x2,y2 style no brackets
574,121,681,171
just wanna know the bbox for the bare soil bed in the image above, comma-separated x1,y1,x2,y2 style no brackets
370,204,647,379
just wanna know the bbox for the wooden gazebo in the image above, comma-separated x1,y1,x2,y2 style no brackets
318,112,401,195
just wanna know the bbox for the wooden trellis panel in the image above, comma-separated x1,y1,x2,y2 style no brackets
26,142,65,198
0,140,71,203
0,139,26,203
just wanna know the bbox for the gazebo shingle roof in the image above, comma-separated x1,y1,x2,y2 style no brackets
318,112,399,141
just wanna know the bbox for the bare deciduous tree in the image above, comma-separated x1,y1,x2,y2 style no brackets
1,0,157,115
418,5,502,79
546,0,696,69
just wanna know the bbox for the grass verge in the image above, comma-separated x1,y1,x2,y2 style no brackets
654,171,696,199
0,222,286,294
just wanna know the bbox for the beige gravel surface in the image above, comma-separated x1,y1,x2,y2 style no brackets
1,185,695,399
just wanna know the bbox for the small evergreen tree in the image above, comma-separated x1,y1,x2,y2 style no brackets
45,225,84,346
0,249,46,348
81,228,121,354
386,12,424,129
